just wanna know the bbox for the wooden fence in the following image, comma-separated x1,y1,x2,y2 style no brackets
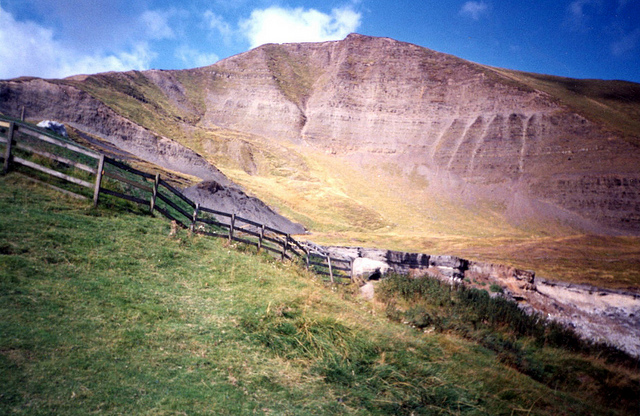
0,116,351,283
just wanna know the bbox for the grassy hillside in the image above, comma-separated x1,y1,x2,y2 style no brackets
1,174,639,415
61,71,201,149
28,45,635,293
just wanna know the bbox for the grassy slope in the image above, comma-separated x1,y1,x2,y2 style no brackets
2,174,639,415
61,71,199,152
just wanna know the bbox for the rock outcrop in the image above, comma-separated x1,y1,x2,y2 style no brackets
323,244,640,358
37,120,68,137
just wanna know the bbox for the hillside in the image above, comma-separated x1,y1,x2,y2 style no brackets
1,34,639,287
1,174,639,415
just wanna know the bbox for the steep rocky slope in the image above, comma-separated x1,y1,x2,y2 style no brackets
192,34,640,234
1,34,639,256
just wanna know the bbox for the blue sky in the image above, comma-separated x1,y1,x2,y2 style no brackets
1,0,639,83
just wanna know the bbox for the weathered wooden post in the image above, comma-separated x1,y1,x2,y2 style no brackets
229,214,235,242
150,173,159,213
281,234,289,261
20,107,25,121
350,258,355,282
2,122,15,175
92,154,105,208
258,224,265,251
327,255,334,284
190,203,200,232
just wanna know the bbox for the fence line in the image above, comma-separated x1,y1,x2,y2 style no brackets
0,115,351,283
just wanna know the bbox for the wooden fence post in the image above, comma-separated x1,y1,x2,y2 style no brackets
305,248,310,270
21,107,25,121
281,234,289,261
150,173,159,213
92,154,105,208
229,214,235,242
2,122,15,175
190,203,200,232
349,259,354,282
327,255,334,284
258,224,265,251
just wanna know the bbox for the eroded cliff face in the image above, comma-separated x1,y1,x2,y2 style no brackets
187,34,640,234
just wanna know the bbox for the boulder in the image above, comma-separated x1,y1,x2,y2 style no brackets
359,281,375,300
352,257,390,280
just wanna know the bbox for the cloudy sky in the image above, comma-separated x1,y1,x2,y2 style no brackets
1,0,639,83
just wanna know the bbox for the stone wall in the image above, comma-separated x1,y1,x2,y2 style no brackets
325,246,509,283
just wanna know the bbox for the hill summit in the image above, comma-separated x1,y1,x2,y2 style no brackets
196,33,640,235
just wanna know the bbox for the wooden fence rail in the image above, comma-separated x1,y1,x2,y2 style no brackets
0,116,352,283
1,119,102,200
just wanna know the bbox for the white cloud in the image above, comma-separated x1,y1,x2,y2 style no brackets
568,0,588,22
611,28,640,57
460,1,489,20
175,45,220,68
0,6,154,79
141,10,176,40
239,6,361,49
204,10,232,37
58,43,155,77
202,10,234,46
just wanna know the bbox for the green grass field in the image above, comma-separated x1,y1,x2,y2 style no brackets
1,174,638,415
